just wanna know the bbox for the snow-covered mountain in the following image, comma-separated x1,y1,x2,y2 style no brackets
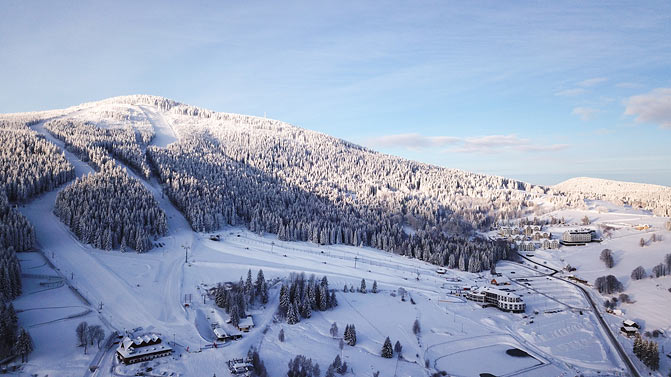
2,95,670,377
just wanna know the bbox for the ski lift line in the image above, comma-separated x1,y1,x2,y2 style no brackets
234,233,427,275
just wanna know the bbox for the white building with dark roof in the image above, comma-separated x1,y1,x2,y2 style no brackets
466,287,525,313
116,333,172,364
561,229,597,245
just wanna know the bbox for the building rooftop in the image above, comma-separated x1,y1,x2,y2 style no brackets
117,334,172,358
238,316,254,328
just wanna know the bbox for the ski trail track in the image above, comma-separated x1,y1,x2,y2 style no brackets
25,112,201,346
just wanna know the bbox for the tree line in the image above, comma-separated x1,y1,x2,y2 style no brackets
633,334,659,371
0,301,33,362
279,273,337,325
214,269,269,327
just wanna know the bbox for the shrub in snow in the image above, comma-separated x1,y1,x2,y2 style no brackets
394,340,403,358
594,275,623,294
413,319,421,335
652,263,668,278
600,249,614,268
631,266,646,280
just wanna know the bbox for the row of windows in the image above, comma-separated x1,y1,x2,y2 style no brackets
500,303,524,311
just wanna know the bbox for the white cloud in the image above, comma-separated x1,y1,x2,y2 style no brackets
624,88,671,129
578,77,608,87
453,135,568,153
368,133,460,149
555,78,608,97
594,128,615,135
571,106,600,121
368,133,569,154
616,82,642,89
555,88,586,97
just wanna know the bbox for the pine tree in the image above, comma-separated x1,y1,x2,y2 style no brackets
372,280,378,293
360,279,366,293
633,334,642,358
255,269,265,297
15,328,32,362
278,328,285,342
319,285,328,311
261,281,269,304
330,291,337,308
245,269,253,301
279,284,290,316
287,302,299,325
230,304,240,327
344,324,356,346
381,337,393,358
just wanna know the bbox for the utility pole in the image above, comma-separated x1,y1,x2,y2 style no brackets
182,244,190,263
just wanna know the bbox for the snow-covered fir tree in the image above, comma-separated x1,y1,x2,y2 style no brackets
381,337,394,358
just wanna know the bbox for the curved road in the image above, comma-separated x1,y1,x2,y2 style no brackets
514,253,640,377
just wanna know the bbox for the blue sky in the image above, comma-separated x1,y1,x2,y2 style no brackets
1,1,670,185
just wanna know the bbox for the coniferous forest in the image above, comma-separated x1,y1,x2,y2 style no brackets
53,162,167,252
0,128,74,202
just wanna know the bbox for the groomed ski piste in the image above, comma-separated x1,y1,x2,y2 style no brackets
5,98,668,376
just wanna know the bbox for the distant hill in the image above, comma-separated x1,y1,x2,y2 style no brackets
554,177,671,216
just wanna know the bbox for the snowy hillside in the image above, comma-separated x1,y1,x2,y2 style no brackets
1,95,669,376
554,177,671,217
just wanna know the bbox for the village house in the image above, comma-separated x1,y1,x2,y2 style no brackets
214,326,242,342
237,316,254,332
620,326,638,337
520,242,535,252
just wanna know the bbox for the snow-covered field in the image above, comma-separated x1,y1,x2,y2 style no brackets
4,100,669,376
519,199,671,375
